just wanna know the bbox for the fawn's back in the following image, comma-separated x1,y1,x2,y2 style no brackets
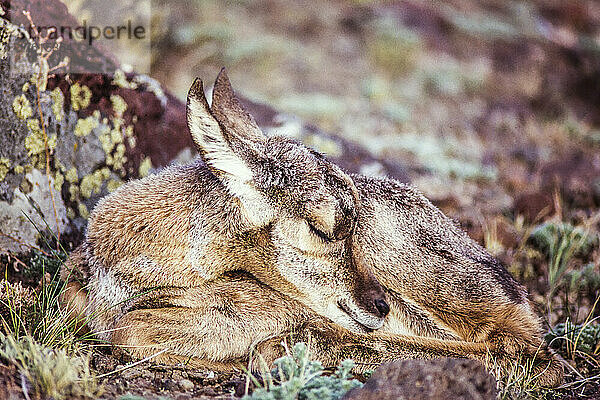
352,175,545,353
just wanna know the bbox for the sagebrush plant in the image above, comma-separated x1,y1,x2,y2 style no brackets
244,342,362,400
486,212,600,398
546,320,600,357
562,263,600,298
489,351,546,400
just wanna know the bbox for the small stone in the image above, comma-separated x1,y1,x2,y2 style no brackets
120,367,143,380
113,379,126,393
198,387,218,396
187,369,214,380
178,378,194,391
140,369,154,380
161,379,178,391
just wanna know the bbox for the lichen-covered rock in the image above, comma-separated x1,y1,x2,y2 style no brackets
0,169,68,254
0,3,175,253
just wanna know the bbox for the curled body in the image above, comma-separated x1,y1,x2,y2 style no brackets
60,69,563,387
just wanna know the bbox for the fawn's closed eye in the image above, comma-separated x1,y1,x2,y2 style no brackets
307,221,334,242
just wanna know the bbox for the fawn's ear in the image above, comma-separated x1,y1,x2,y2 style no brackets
210,68,265,146
187,77,256,182
186,72,273,227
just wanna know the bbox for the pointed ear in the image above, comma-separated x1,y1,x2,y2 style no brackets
186,78,254,182
186,77,274,227
210,68,266,146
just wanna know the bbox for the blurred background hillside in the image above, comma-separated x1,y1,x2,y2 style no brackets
106,0,600,221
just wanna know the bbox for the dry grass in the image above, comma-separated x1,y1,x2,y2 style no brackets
0,243,102,399
0,333,101,399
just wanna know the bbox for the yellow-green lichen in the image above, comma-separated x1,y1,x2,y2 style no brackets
78,203,89,219
0,42,5,61
0,19,12,59
70,83,92,111
107,179,123,192
128,136,136,148
112,117,123,132
99,167,111,180
66,207,76,219
125,125,136,148
110,127,123,145
98,125,114,154
24,119,57,168
138,156,153,178
112,69,138,89
68,184,79,202
74,112,100,137
22,82,30,92
14,165,24,174
0,157,10,181
53,171,64,190
110,94,127,118
99,131,114,154
26,118,41,136
108,143,127,171
98,122,127,158
12,94,33,120
50,87,64,122
125,125,134,137
79,175,100,199
65,167,78,183
79,168,110,199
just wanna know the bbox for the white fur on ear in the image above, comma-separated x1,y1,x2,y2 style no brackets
187,81,254,182
186,79,274,227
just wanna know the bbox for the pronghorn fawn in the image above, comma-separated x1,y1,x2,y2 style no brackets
60,69,563,387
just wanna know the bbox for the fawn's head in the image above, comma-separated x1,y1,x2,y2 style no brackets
186,69,389,332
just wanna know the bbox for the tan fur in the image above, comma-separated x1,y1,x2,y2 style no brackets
60,69,563,387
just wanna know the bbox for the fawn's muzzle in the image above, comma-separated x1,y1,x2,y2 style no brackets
354,283,389,319
339,242,391,328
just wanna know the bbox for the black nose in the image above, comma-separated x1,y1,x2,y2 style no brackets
374,298,390,317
